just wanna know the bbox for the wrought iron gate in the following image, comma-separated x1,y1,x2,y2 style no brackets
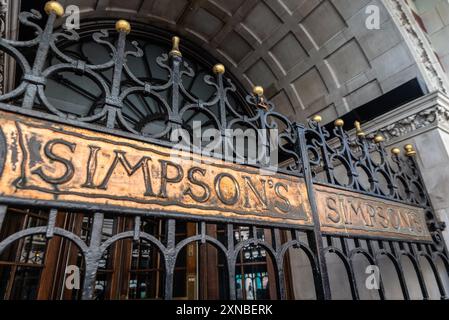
0,2,448,300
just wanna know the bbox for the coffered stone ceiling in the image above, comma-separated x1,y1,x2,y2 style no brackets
56,0,430,123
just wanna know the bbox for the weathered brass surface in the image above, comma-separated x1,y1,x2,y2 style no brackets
170,36,182,57
312,115,322,123
392,147,401,156
334,119,344,127
44,1,64,17
0,110,312,226
212,64,225,74
252,86,264,97
374,135,385,144
405,144,417,157
314,185,432,241
115,20,131,34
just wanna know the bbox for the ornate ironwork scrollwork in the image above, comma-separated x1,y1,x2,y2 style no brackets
303,117,446,250
0,5,301,174
0,2,447,301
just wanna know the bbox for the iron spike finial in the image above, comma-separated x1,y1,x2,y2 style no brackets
44,1,65,17
115,20,131,34
170,36,182,57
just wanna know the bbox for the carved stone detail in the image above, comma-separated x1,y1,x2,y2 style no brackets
384,0,449,94
372,105,449,141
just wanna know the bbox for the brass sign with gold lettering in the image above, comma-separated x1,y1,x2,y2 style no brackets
0,110,434,240
314,185,432,241
0,110,312,226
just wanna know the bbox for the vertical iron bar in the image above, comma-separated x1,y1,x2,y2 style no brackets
22,12,57,109
215,70,228,161
327,235,334,248
410,243,430,299
227,224,236,300
46,208,57,238
422,243,448,299
340,237,359,300
391,241,410,300
273,228,282,251
200,221,206,244
335,125,358,190
164,219,176,300
347,260,359,300
430,259,449,299
0,205,6,232
133,216,141,241
169,44,182,135
341,238,349,255
295,123,331,300
81,212,104,300
106,31,127,128
315,122,335,184
273,228,286,299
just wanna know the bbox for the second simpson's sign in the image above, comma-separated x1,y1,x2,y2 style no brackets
0,110,312,226
314,185,432,242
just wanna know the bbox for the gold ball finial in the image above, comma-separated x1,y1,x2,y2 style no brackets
115,20,131,34
44,1,64,17
374,134,385,144
170,36,182,57
253,86,264,97
312,115,322,123
334,119,344,127
391,147,401,156
404,144,417,157
213,64,225,75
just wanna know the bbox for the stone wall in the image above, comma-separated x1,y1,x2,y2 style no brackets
413,0,449,75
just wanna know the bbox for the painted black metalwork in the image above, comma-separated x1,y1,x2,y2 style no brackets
304,118,448,299
0,3,447,300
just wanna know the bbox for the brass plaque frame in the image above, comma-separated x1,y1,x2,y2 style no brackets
314,184,432,242
0,110,434,240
